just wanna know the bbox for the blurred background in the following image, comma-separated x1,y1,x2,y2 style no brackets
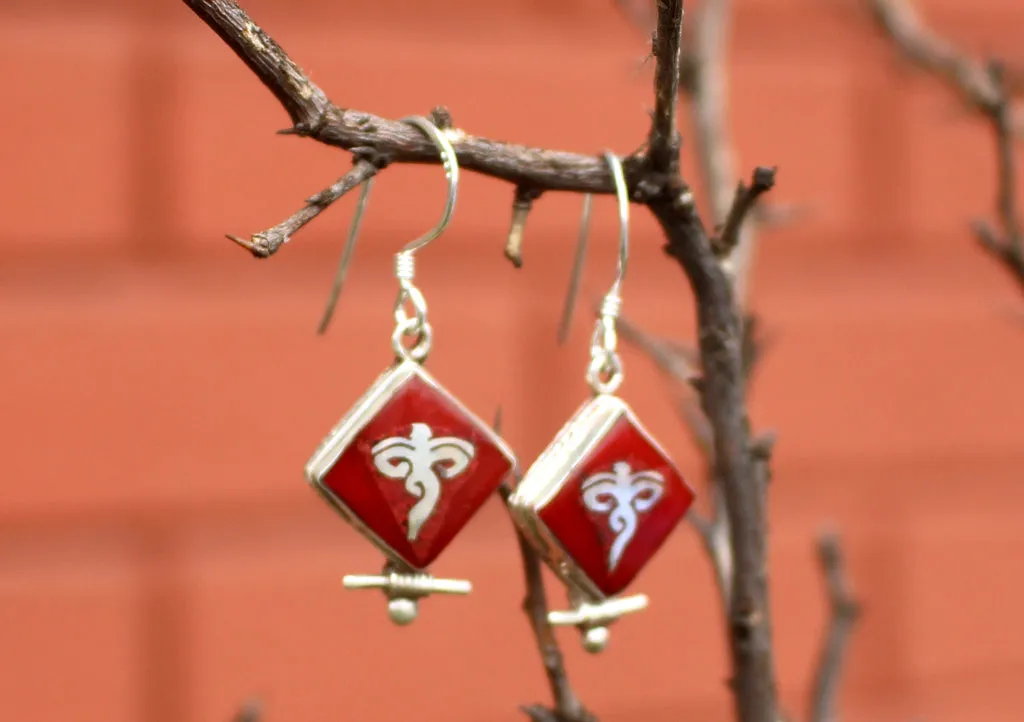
2,0,1024,721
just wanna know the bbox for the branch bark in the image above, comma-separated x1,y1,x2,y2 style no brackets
494,411,592,722
652,192,778,722
227,159,379,257
647,0,684,173
186,0,651,212
185,1,779,720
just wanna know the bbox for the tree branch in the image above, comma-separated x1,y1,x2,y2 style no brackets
808,532,862,722
972,63,1024,293
713,168,778,260
187,0,648,201
511,519,595,722
653,194,778,722
647,0,684,173
226,158,379,258
493,412,591,722
863,0,1024,294
865,0,1024,122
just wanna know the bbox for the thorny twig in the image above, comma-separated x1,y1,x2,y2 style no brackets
865,0,1024,292
227,159,379,258
809,532,863,722
186,0,779,719
493,410,593,722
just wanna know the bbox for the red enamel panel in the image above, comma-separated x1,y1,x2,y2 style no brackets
537,415,694,597
319,374,514,569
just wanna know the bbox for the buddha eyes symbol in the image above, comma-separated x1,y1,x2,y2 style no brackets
581,462,665,571
371,423,475,542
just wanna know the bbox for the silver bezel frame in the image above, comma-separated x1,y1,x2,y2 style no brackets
305,358,517,574
507,393,677,602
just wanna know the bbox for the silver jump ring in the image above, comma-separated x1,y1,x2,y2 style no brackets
392,316,433,363
586,351,623,395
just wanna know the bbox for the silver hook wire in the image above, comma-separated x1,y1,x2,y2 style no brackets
604,151,630,307
390,115,461,363
398,115,459,256
556,193,593,346
314,116,459,352
317,176,375,335
557,153,630,349
585,152,630,394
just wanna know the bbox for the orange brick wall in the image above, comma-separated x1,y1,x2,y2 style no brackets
2,1,1024,721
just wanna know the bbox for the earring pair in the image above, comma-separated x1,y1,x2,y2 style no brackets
303,116,696,652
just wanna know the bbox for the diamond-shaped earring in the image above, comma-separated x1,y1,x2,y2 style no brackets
305,116,517,625
508,152,696,653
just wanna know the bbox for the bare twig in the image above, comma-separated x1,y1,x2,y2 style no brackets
187,0,649,202
226,159,379,258
655,199,778,722
866,0,1024,122
188,0,779,718
809,532,863,722
621,10,781,699
510,520,595,722
714,168,778,259
493,410,592,722
647,0,684,173
617,307,775,617
863,0,1024,293
972,63,1024,293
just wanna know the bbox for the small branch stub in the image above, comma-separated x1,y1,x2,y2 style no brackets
506,186,542,268
713,166,777,259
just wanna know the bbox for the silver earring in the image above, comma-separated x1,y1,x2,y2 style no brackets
508,152,696,652
305,116,518,625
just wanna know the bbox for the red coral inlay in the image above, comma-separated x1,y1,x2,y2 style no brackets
537,416,694,596
320,374,514,569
